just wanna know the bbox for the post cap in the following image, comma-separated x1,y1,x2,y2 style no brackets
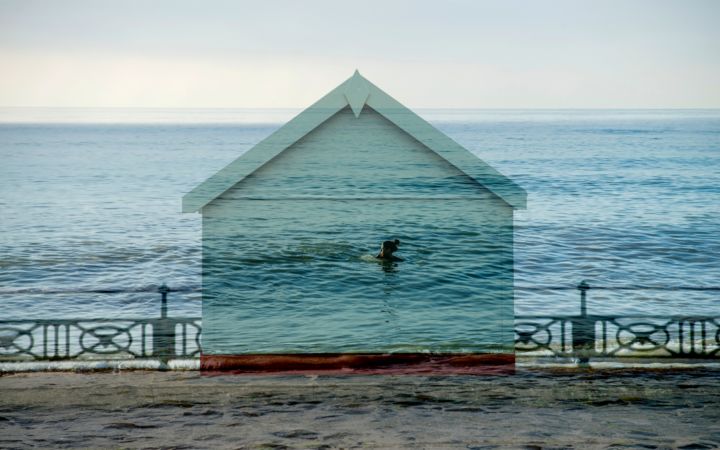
578,280,590,291
158,283,170,293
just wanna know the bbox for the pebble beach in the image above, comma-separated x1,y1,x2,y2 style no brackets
1,368,719,449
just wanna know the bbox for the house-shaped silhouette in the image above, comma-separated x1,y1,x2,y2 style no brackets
184,71,526,373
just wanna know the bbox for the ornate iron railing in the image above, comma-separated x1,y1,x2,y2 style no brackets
515,282,720,363
0,317,202,360
515,315,720,359
0,284,201,362
1,282,719,364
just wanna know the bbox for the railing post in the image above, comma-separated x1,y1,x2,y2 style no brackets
160,283,168,319
572,280,594,367
153,283,175,364
579,280,588,317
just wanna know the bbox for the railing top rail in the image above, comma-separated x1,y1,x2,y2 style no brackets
514,315,720,320
0,317,202,324
516,285,720,291
3,316,717,324
0,287,202,295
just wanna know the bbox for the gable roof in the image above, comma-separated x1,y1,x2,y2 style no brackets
183,70,527,212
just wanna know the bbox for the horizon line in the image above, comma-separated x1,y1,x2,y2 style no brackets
2,106,720,111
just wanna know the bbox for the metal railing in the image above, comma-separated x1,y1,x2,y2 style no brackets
0,284,201,362
1,282,719,364
516,282,720,363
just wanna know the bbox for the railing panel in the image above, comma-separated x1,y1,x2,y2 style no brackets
514,316,720,359
0,318,202,361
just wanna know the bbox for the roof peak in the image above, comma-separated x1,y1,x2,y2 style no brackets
343,70,370,118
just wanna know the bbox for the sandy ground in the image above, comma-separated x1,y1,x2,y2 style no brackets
1,368,719,449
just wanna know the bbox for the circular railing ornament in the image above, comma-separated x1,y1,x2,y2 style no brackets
616,322,669,352
0,327,35,356
514,322,552,351
79,325,133,354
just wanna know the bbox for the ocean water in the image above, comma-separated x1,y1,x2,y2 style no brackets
1,108,719,320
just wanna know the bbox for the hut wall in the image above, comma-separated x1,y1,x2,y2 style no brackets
201,106,515,355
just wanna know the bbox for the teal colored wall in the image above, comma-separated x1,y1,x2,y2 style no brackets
201,106,515,354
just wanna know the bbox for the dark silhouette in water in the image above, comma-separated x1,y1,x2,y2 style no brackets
376,239,403,262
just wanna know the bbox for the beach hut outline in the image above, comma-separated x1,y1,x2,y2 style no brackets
183,70,527,373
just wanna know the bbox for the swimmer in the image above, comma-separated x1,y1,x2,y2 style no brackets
376,239,403,262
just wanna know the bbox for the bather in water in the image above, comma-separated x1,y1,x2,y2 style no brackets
376,239,403,262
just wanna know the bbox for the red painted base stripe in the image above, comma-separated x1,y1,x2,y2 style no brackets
200,353,515,375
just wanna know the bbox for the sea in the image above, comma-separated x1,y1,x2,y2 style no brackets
1,108,719,320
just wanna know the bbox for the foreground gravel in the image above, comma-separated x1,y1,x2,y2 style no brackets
1,368,719,449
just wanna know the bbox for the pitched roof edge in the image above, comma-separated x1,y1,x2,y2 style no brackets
363,78,527,209
183,71,527,212
182,79,352,212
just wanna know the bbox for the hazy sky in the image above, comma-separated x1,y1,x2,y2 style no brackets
1,0,719,108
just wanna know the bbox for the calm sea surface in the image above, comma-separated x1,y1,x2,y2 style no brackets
1,108,719,319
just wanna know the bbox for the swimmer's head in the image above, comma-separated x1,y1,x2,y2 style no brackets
382,239,399,253
377,239,400,259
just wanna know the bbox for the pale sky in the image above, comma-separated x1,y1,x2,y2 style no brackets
1,0,719,108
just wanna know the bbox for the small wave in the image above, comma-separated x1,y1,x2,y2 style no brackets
576,128,662,135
